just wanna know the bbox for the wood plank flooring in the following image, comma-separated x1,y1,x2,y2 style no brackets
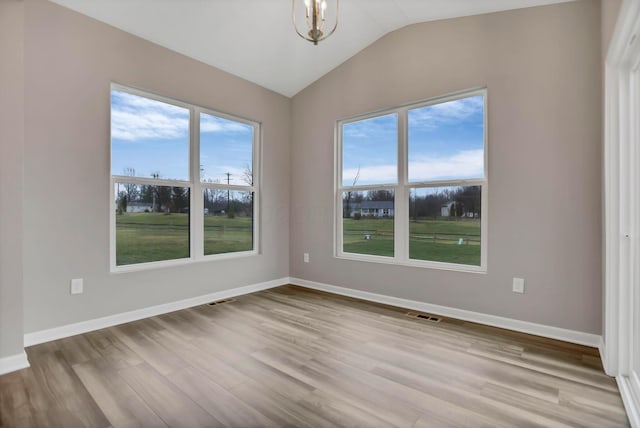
0,285,629,427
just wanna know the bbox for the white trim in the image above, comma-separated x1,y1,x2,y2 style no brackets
334,88,488,273
618,375,640,427
0,351,29,376
604,0,640,379
335,251,486,274
109,83,260,273
19,276,602,361
290,277,601,347
600,336,608,374
23,277,288,347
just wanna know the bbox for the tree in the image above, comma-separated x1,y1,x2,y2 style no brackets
241,164,253,186
344,166,360,218
156,185,172,213
116,191,128,215
172,187,189,213
450,186,481,218
203,178,224,213
367,189,393,201
122,167,140,202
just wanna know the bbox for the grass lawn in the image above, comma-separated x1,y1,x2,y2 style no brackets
116,213,480,267
343,217,481,265
115,213,252,266
203,216,253,256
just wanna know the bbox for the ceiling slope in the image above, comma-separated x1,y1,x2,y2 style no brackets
49,0,575,97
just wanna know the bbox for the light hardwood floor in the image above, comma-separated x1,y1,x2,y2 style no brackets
0,285,629,427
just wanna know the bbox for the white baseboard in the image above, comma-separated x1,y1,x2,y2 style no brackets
290,277,601,348
24,277,288,347
21,275,602,351
0,351,30,376
599,337,611,375
617,375,640,427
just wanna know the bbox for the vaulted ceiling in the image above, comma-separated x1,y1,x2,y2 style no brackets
49,0,575,97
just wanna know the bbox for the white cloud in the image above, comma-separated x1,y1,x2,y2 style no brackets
343,164,397,185
343,114,397,139
111,91,250,142
343,149,483,185
111,91,189,141
200,114,251,134
111,110,189,141
409,149,483,180
408,96,483,130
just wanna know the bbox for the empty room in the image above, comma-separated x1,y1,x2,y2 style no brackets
1,0,639,426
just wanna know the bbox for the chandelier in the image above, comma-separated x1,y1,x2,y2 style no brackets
292,0,339,45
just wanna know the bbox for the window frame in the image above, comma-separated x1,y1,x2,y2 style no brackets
335,87,488,273
109,83,260,273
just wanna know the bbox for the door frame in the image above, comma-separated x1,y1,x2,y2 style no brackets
604,0,640,425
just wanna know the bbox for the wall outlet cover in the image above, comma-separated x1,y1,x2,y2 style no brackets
70,278,83,295
512,277,525,294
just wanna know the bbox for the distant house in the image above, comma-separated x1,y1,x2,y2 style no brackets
126,201,153,213
353,201,394,218
441,201,455,217
441,201,479,218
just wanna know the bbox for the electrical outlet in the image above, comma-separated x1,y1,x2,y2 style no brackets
512,277,525,294
70,278,84,295
304,253,310,263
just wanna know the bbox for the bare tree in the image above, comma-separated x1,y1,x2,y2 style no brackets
344,166,360,218
241,163,253,186
122,167,139,202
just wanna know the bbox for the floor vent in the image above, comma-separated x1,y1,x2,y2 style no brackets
407,312,441,322
208,298,235,306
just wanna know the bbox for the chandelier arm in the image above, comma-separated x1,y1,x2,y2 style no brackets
292,0,313,42
292,0,339,44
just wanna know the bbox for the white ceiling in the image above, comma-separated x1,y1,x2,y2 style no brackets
49,0,575,97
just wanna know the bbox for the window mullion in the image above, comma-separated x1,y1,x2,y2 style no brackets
395,109,408,261
191,108,204,260
336,88,486,271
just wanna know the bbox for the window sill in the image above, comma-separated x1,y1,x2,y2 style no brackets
110,250,259,274
335,252,486,274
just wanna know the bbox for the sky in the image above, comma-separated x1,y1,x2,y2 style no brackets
111,90,253,184
342,95,484,186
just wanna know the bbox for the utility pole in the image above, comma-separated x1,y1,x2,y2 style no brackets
151,172,160,212
225,172,231,212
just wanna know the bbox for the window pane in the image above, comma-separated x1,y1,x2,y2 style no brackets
203,190,253,255
115,183,190,266
200,113,253,185
342,189,394,257
342,114,397,186
408,95,484,182
111,90,190,181
409,186,481,266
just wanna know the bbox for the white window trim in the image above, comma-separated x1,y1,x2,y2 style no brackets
109,83,260,273
603,1,640,425
334,87,488,273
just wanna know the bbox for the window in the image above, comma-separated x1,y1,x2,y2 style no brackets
336,89,487,272
110,84,259,271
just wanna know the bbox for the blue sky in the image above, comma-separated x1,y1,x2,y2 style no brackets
342,95,484,186
111,90,252,184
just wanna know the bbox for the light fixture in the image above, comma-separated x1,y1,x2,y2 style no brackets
292,0,339,45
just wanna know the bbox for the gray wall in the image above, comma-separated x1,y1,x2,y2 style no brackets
290,0,603,334
0,0,609,350
0,0,26,359
20,0,291,333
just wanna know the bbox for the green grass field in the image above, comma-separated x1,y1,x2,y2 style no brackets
343,217,481,265
116,213,480,267
115,213,252,266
